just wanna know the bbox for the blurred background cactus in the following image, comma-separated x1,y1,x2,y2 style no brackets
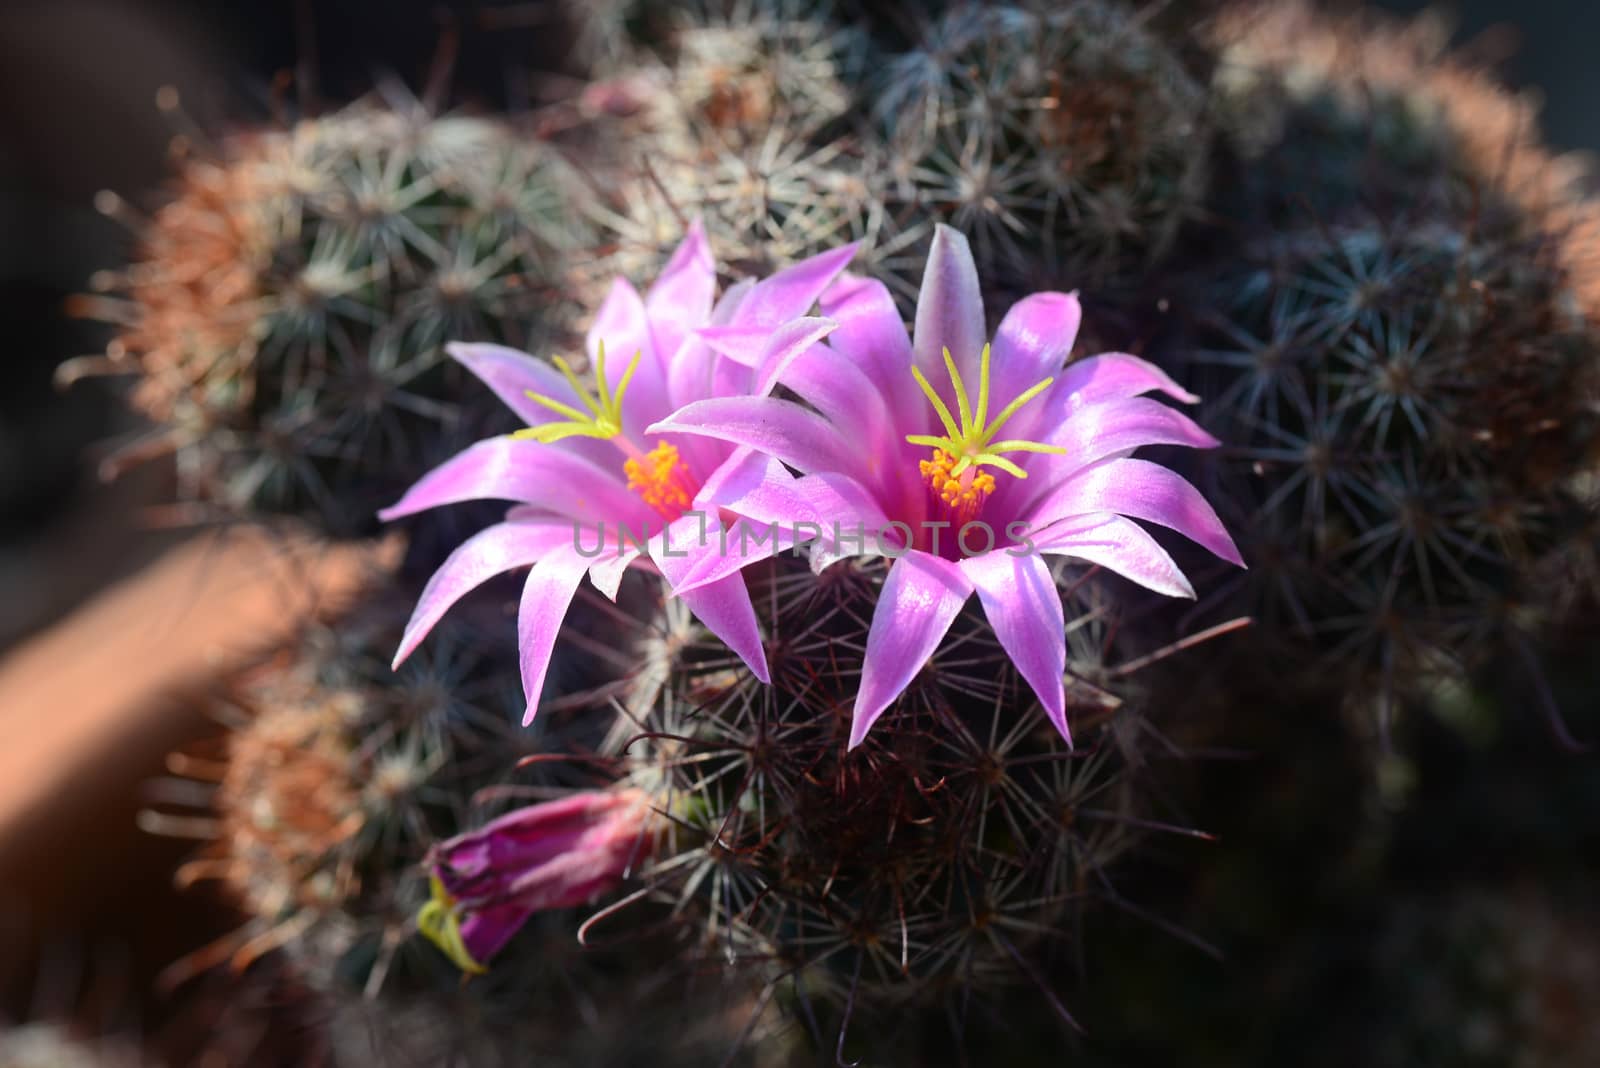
576,0,1213,318
7,0,1600,1066
575,0,885,292
868,1,1210,308
0,1026,146,1068
67,96,592,539
1176,0,1600,742
139,585,764,1065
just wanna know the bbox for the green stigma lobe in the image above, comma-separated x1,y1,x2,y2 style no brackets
514,340,643,444
905,344,1066,477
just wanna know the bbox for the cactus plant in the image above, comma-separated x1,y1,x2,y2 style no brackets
602,554,1191,1062
73,1,1600,1064
1176,0,1600,739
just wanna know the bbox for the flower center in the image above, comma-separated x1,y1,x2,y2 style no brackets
624,442,695,518
906,343,1064,521
920,448,996,526
515,341,700,519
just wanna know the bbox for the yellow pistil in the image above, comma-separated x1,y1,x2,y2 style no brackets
513,339,642,444
623,441,695,517
416,874,487,975
907,344,1065,514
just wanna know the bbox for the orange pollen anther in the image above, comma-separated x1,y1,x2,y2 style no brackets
920,448,996,524
624,442,694,517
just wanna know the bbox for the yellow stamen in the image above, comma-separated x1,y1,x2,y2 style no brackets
416,874,487,975
513,340,642,444
919,448,996,526
624,441,694,516
907,344,1065,514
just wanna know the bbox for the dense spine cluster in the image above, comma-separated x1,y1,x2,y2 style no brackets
72,97,591,537
1187,223,1600,725
581,0,1212,314
603,557,1181,1059
1181,0,1600,736
579,0,882,289
871,1,1210,306
144,602,526,988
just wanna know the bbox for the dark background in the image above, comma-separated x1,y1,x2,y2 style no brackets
0,0,1594,1057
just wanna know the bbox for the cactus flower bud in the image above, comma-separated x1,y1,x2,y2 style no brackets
418,788,656,973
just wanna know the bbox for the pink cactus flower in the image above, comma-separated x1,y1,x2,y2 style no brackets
380,223,858,723
652,225,1244,748
417,788,655,973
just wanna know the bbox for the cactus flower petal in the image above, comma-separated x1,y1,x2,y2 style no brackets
818,272,917,402
377,437,653,528
1039,395,1219,457
853,551,976,749
383,229,859,720
649,396,864,483
446,342,593,430
1024,458,1244,569
960,550,1069,744
677,452,894,591
990,291,1083,407
677,572,773,685
1027,350,1201,431
516,544,596,725
1000,396,1221,518
912,226,987,393
587,277,664,442
394,520,574,668
728,242,860,329
645,219,716,362
652,513,774,683
1032,514,1196,600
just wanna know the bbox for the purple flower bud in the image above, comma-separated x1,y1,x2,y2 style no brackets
418,788,655,972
